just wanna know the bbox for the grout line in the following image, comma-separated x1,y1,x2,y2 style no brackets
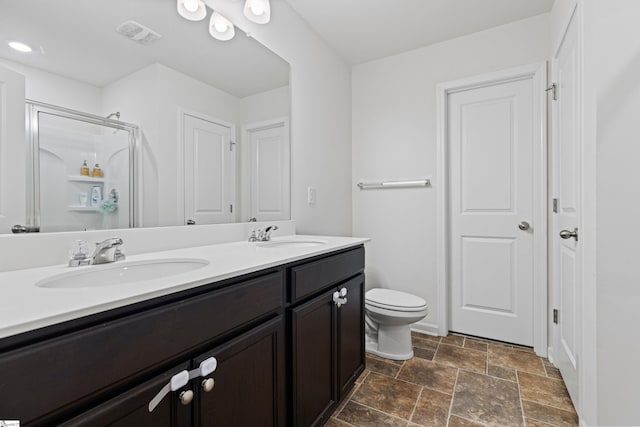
445,368,461,427
521,398,578,417
348,400,414,424
516,370,528,427
407,386,424,425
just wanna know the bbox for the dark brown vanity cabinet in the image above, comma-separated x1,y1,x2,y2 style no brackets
0,244,364,427
290,248,365,427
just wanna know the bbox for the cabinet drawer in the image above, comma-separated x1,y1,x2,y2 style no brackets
290,246,364,303
0,271,283,425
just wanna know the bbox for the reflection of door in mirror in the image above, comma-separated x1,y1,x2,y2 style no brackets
28,102,136,233
182,113,236,225
243,118,290,222
0,66,26,234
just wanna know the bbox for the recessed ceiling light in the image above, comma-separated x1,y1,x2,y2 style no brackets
8,41,32,53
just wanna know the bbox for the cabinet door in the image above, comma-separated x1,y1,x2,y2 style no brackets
193,316,285,426
338,274,365,398
291,288,337,427
60,363,191,427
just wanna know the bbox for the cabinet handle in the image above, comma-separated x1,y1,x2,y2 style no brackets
179,390,194,405
333,290,348,308
201,377,215,392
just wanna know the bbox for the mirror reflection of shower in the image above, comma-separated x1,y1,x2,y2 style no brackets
26,101,137,232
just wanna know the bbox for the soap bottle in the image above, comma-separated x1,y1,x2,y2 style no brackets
92,163,103,177
80,160,90,176
90,186,102,208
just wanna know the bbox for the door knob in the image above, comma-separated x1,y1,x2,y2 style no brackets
559,227,578,242
201,377,215,392
179,390,194,405
518,221,530,231
186,219,196,225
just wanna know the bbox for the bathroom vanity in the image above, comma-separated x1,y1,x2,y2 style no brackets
0,236,366,426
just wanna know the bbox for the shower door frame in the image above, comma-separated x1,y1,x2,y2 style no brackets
26,100,139,232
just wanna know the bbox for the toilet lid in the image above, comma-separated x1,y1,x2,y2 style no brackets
365,288,427,312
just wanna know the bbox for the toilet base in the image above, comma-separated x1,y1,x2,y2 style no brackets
365,323,414,361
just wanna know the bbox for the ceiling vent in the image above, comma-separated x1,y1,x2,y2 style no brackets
116,20,162,45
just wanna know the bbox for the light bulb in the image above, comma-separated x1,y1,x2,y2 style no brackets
183,0,199,12
214,21,228,33
250,3,264,15
209,11,235,41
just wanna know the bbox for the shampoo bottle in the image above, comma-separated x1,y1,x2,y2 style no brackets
90,186,102,208
80,160,90,176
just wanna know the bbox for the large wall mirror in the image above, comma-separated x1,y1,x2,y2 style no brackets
0,0,290,233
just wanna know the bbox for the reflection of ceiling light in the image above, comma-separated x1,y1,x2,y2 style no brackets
8,41,32,53
243,0,270,24
209,11,235,41
177,0,272,42
177,0,206,21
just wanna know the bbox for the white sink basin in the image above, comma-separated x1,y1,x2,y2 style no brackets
36,258,210,289
256,239,328,248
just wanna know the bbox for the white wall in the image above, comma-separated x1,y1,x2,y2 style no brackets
351,14,550,332
595,1,640,424
0,59,101,113
207,0,353,236
240,86,290,125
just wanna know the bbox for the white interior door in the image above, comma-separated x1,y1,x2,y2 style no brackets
449,77,536,346
245,120,290,222
551,10,580,406
0,66,26,233
183,113,235,225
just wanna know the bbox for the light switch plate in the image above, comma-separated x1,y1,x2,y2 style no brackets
307,187,316,205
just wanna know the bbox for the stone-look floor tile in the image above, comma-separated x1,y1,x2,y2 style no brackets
411,331,441,343
487,364,517,382
410,388,452,426
488,344,546,376
441,334,465,347
365,355,402,377
336,383,361,413
525,419,558,427
544,365,563,380
367,352,404,365
451,370,524,427
356,369,370,384
413,336,440,350
413,346,436,361
434,344,487,374
448,415,485,427
541,358,554,367
464,339,488,352
352,372,422,420
337,401,408,427
522,400,578,427
396,358,458,394
324,417,354,427
518,372,575,413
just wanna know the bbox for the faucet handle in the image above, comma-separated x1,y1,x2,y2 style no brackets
69,240,91,267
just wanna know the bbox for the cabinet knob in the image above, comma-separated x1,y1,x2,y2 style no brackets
179,390,194,405
339,287,348,297
201,377,215,392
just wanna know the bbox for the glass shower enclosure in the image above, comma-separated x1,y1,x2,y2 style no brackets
26,101,138,233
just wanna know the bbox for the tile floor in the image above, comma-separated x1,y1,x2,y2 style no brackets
327,332,578,427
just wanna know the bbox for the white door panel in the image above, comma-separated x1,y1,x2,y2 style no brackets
449,78,535,346
0,66,26,233
552,9,580,405
183,114,234,225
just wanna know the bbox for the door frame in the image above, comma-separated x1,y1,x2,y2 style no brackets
435,63,548,356
177,108,237,225
240,117,290,222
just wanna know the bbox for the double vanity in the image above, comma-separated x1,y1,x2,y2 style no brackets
0,234,368,426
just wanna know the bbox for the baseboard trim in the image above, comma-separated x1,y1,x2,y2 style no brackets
411,322,440,336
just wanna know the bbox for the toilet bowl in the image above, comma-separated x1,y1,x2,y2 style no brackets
365,288,428,360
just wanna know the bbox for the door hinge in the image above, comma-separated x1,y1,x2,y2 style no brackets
229,140,236,151
546,83,558,101
553,198,558,213
230,204,233,213
553,309,559,324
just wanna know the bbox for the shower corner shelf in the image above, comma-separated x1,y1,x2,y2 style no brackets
67,175,105,183
68,206,99,212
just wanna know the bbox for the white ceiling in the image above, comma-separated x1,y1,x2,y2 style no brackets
0,0,289,97
284,0,555,64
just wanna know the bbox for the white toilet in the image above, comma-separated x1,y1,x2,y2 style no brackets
365,288,428,360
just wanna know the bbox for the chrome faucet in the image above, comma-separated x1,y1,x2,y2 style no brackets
248,225,279,242
92,238,125,264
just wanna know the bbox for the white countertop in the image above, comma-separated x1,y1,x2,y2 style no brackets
0,235,368,340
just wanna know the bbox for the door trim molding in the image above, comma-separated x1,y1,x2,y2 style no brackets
177,108,236,225
435,63,548,356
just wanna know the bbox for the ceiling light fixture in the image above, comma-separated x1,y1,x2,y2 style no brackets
243,0,271,24
209,11,235,41
8,41,32,53
176,0,272,42
177,0,207,21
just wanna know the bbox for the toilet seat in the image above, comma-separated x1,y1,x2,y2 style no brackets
365,288,427,313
